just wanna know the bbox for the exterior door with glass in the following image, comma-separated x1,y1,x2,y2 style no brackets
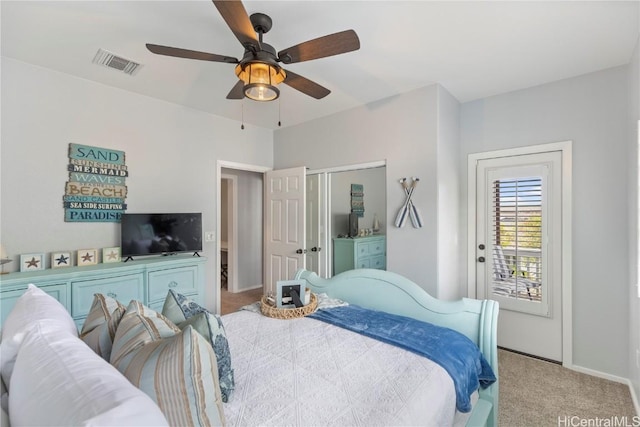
475,151,563,361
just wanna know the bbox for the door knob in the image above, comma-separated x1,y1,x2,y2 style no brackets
296,249,307,254
311,247,322,252
478,256,485,263
478,244,485,250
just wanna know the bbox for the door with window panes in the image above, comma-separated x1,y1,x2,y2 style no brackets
475,151,562,361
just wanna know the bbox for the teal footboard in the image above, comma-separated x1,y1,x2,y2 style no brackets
295,268,499,427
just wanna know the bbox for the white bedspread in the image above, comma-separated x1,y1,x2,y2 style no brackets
221,310,466,426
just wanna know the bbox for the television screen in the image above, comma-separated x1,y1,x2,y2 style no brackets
121,213,202,257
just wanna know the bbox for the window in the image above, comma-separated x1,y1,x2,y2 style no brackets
492,177,543,301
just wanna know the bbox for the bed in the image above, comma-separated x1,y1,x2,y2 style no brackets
221,268,499,427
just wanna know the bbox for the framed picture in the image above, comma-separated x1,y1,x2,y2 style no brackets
20,253,45,272
276,280,307,308
77,249,98,266
51,251,72,269
102,247,121,264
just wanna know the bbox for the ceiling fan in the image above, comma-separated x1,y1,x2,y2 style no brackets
146,0,360,102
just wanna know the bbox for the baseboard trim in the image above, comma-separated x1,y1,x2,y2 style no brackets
238,284,263,292
570,364,629,384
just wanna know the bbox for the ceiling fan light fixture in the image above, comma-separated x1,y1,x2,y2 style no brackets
235,62,286,101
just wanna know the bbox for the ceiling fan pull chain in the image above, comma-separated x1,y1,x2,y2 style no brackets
241,101,245,130
278,98,281,127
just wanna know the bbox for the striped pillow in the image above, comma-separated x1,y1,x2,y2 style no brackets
80,294,126,360
110,301,180,369
162,290,234,402
111,301,225,426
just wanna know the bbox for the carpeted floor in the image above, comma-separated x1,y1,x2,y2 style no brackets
499,348,637,426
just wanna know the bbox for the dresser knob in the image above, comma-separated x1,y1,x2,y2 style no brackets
168,281,178,288
106,292,117,298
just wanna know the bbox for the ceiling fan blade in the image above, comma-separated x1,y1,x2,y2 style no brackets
226,80,245,100
146,44,238,63
283,70,330,99
278,30,360,64
212,0,259,51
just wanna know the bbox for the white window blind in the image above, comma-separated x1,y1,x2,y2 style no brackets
492,177,543,301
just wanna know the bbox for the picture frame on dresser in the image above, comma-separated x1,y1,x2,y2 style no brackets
77,249,98,266
51,252,72,269
19,253,45,272
102,247,121,264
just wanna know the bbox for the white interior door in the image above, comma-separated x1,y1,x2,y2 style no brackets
264,166,306,294
475,151,563,361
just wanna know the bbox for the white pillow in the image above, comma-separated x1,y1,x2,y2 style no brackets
0,284,77,389
9,322,168,426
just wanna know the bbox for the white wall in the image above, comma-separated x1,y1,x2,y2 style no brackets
436,86,461,301
330,167,386,237
460,66,629,378
0,58,274,311
274,85,442,296
628,34,640,408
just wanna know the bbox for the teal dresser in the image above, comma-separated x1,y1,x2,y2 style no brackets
0,255,206,329
333,235,386,275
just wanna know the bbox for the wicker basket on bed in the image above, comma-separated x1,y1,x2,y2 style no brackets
260,293,318,319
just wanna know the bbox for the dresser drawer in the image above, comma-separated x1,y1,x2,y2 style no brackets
369,255,386,270
356,258,370,269
1,283,69,325
366,241,385,256
356,243,370,256
71,274,144,317
148,266,198,302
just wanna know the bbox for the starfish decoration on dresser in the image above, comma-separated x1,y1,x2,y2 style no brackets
55,254,69,265
81,252,94,262
25,257,40,268
105,250,118,261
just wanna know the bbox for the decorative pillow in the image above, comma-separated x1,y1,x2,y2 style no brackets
0,284,78,389
111,302,225,426
0,375,7,415
9,322,168,426
316,292,349,310
110,300,180,369
162,290,234,402
0,405,7,427
79,293,126,360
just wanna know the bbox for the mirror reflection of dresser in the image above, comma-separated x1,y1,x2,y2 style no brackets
333,235,386,275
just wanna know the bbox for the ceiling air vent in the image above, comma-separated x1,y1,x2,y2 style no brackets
92,48,142,76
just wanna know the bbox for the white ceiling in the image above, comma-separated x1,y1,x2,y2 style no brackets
2,1,638,130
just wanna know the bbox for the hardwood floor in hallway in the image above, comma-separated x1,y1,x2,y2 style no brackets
220,287,263,315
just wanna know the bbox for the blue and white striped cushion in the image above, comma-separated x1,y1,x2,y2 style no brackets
80,293,126,360
111,301,225,426
162,290,235,403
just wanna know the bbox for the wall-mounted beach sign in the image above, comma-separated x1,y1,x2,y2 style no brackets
63,143,128,222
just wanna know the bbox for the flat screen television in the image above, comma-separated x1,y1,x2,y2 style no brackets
120,213,202,259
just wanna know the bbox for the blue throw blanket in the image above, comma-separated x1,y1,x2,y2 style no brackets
309,305,496,412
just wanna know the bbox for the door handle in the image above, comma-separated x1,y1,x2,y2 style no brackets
478,256,485,263
296,249,308,254
310,247,322,252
